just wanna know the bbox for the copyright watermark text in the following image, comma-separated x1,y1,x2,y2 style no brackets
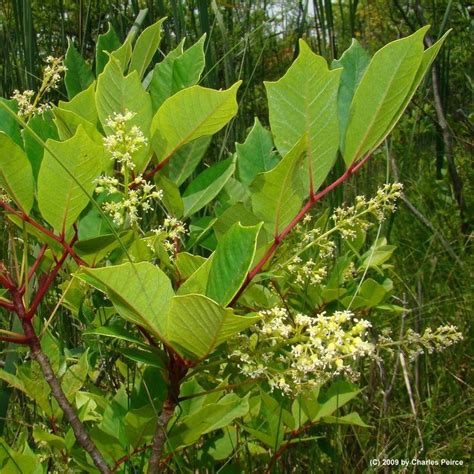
369,458,464,468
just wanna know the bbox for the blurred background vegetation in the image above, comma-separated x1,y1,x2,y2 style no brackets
1,0,472,471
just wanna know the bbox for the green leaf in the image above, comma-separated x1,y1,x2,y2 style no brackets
206,223,261,306
0,132,34,213
168,394,249,449
0,438,43,474
150,82,241,164
204,427,237,461
0,99,22,147
58,82,98,126
384,29,451,143
129,18,166,80
124,405,158,447
64,41,94,99
360,238,396,268
236,117,278,186
22,111,59,179
166,295,259,359
166,136,211,186
96,56,153,172
33,429,67,450
343,26,429,165
360,278,387,307
155,174,183,218
250,136,307,236
214,203,261,239
322,411,370,427
97,386,129,448
37,126,103,232
110,37,133,73
177,255,214,296
76,262,174,342
78,261,257,359
292,387,320,425
96,23,122,76
16,365,52,416
175,253,206,280
182,157,235,217
119,347,164,368
149,35,206,112
265,40,341,192
84,324,147,346
186,216,218,250
312,380,360,421
61,351,89,403
52,107,103,144
220,177,250,207
51,105,108,172
331,39,371,150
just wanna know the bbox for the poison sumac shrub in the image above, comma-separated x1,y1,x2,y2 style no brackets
0,20,461,473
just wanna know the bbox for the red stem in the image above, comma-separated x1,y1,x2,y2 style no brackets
0,274,15,292
266,420,320,473
230,154,371,306
112,445,151,472
26,231,79,320
26,244,48,282
141,159,168,184
0,335,29,344
0,200,87,266
0,300,15,311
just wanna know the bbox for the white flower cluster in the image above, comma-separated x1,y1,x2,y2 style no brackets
96,112,162,227
0,186,12,203
229,307,374,396
376,323,463,362
11,56,67,118
98,178,163,226
287,256,328,285
332,182,403,239
284,223,334,287
11,89,36,117
103,110,147,172
151,217,188,258
403,325,463,361
43,56,67,91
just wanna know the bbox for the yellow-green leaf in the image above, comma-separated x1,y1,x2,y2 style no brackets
37,126,102,233
265,40,341,192
0,132,34,214
150,82,241,164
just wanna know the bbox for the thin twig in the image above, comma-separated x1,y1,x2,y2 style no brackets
12,291,111,473
147,398,176,473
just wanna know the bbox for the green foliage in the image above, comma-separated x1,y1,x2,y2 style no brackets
129,18,167,80
342,26,449,165
0,132,34,213
251,136,307,235
150,81,241,164
0,13,463,473
266,40,341,192
64,41,95,100
149,35,206,111
37,126,103,233
236,117,279,186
